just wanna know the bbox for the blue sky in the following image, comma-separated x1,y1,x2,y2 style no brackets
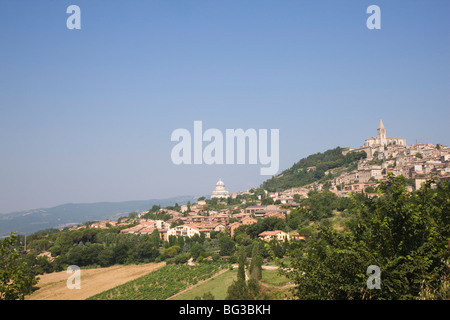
0,0,449,213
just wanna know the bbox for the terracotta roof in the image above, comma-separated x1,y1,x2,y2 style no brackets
258,230,284,236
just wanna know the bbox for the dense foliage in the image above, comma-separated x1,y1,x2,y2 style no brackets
0,233,38,300
262,147,366,191
283,175,450,300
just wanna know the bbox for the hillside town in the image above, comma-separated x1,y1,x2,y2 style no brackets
70,179,302,244
68,119,449,243
276,119,450,199
5,119,450,302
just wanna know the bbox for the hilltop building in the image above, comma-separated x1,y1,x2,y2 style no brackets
211,178,230,199
363,119,406,148
334,119,450,194
344,119,406,159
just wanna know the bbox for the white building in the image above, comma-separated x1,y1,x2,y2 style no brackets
364,119,406,148
167,225,201,238
211,178,230,199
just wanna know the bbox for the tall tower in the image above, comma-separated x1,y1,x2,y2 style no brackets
377,119,387,146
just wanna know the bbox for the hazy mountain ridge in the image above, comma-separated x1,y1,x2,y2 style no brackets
0,196,196,237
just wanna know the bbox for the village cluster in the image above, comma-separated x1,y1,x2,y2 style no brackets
70,193,301,244
69,120,450,244
320,119,449,194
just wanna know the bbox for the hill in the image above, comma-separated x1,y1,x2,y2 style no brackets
0,195,195,237
261,147,367,191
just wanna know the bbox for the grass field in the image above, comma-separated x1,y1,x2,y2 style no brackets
170,266,295,300
260,268,294,300
261,268,290,286
169,268,238,300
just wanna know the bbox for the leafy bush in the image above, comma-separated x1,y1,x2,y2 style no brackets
283,176,450,300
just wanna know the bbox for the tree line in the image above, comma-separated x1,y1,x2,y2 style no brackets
262,147,367,191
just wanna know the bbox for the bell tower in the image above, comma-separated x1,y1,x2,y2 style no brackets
377,119,387,146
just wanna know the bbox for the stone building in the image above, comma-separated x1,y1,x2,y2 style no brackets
211,178,230,199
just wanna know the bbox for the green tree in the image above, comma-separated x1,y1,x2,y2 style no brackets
97,247,115,267
150,229,161,247
128,211,138,219
195,291,215,300
283,175,450,300
226,245,264,300
218,235,235,256
249,244,263,281
165,245,181,258
226,278,250,300
0,233,39,300
226,246,250,300
190,243,206,260
237,246,247,282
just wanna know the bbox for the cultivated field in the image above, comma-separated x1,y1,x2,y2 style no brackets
169,268,237,300
88,263,225,300
26,262,166,300
170,265,295,300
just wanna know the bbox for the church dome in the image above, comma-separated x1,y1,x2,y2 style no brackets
211,178,229,199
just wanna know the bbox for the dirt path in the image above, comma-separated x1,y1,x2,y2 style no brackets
262,265,280,270
26,262,166,300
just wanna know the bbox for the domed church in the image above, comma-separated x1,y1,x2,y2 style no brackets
211,178,230,199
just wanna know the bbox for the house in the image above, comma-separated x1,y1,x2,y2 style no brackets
186,215,210,224
287,232,305,241
158,229,168,241
167,225,201,238
241,216,257,225
245,205,267,217
415,177,428,190
154,220,171,230
90,219,117,229
120,225,146,234
37,251,55,262
190,205,204,212
166,209,183,217
264,211,286,220
120,220,158,234
190,222,225,233
258,230,288,242
228,222,242,237
213,223,226,233
211,213,230,225
138,226,157,235
233,212,248,220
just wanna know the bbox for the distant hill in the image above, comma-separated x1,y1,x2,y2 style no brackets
261,147,367,191
0,196,196,237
